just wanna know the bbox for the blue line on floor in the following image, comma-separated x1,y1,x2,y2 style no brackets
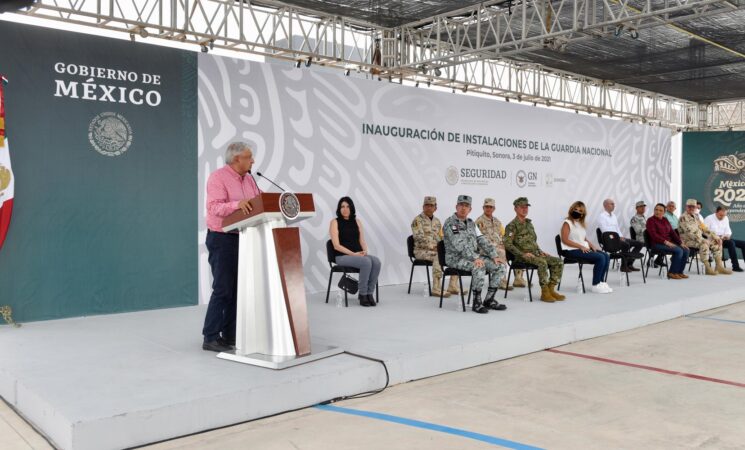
315,404,544,450
686,315,745,325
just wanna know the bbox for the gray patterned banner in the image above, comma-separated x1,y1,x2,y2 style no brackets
198,54,671,301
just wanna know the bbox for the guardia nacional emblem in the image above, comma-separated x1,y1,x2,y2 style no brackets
88,112,133,157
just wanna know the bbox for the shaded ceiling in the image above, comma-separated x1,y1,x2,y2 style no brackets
269,0,745,102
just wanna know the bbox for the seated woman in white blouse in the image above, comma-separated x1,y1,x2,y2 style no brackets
560,201,612,294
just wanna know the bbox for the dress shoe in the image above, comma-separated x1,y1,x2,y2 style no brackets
366,294,377,306
203,340,233,352
667,273,681,280
359,295,372,307
629,266,640,272
733,267,744,272
678,273,689,279
220,336,236,347
620,266,632,273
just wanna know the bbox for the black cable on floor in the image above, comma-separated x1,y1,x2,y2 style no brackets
318,350,390,404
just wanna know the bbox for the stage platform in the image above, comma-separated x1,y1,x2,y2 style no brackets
2,265,745,450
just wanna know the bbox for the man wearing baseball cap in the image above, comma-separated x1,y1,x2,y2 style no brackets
504,197,565,302
443,195,507,313
679,198,730,275
475,197,518,291
411,196,458,298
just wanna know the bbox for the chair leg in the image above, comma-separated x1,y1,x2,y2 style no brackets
325,272,334,303
375,282,379,303
439,274,446,308
343,271,349,307
504,269,512,299
426,266,432,296
408,263,415,294
579,264,585,293
460,277,466,312
527,270,534,302
641,257,647,283
695,254,700,274
625,269,630,286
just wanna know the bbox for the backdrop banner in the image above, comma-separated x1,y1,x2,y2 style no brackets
682,131,745,237
0,22,198,321
198,54,671,300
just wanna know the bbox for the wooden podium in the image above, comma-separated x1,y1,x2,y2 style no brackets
216,192,342,369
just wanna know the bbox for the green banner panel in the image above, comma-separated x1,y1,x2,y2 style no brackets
682,131,745,238
0,22,197,322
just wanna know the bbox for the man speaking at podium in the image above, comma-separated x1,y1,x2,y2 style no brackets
202,142,262,352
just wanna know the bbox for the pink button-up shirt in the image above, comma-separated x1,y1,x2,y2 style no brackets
206,165,261,232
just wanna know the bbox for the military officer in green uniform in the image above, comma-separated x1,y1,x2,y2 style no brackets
678,198,731,276
411,196,459,297
503,197,565,302
443,195,507,313
476,197,519,291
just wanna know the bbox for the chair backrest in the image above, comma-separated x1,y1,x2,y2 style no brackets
326,240,336,266
554,234,565,257
595,228,604,250
629,226,637,240
643,230,653,251
505,249,515,263
601,231,623,253
437,240,447,268
407,235,415,259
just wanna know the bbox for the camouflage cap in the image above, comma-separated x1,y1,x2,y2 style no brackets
513,197,531,207
423,196,437,205
483,198,496,207
685,198,698,207
635,200,646,207
457,195,472,205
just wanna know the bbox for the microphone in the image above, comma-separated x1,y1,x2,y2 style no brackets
256,172,286,192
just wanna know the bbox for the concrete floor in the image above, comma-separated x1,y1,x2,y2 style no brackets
4,302,745,450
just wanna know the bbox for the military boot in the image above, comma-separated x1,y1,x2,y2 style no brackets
431,274,450,297
540,286,555,303
483,288,507,311
715,256,733,275
447,276,461,295
499,278,513,291
703,259,717,275
512,270,527,288
471,290,489,314
548,284,566,301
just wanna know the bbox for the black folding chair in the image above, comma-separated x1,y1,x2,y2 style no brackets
436,241,471,311
504,249,538,302
325,240,379,307
597,227,618,269
554,234,588,293
407,235,432,295
642,230,670,278
602,231,646,285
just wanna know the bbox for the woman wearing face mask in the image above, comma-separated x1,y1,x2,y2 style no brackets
560,201,612,293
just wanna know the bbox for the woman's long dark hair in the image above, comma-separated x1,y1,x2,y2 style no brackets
336,196,356,219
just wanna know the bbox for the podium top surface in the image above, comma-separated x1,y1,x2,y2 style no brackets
222,193,315,232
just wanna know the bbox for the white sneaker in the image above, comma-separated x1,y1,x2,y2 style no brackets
591,284,612,294
600,282,613,293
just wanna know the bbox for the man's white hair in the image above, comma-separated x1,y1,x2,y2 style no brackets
225,142,253,164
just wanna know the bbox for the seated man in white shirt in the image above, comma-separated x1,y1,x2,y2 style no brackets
704,205,745,272
597,198,643,272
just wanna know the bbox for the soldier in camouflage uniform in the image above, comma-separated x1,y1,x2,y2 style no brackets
678,198,731,275
503,197,565,302
475,197,514,291
443,195,507,313
411,196,458,297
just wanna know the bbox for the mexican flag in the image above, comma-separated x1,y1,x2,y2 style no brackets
0,75,13,251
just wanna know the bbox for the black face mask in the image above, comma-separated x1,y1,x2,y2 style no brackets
570,210,583,219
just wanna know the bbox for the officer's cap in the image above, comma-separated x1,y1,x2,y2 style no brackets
685,198,698,207
635,201,646,208
423,196,437,206
483,198,495,207
513,197,531,207
457,195,472,206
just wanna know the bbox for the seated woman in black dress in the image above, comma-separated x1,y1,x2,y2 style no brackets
329,196,382,307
